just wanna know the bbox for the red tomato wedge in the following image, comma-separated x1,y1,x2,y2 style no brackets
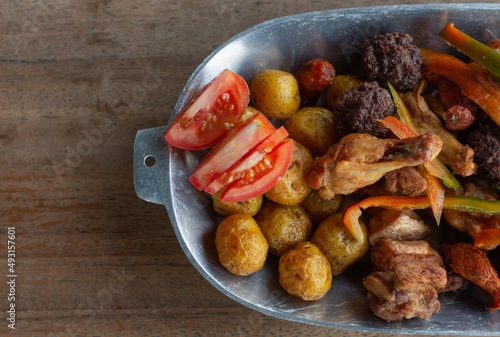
189,112,276,190
220,139,294,202
204,126,289,195
164,69,250,150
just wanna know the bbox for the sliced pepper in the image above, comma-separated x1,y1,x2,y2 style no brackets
474,228,500,248
378,116,445,225
343,195,500,242
420,47,500,127
439,22,500,78
385,87,460,190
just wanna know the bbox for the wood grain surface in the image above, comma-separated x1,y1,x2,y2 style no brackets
0,0,496,336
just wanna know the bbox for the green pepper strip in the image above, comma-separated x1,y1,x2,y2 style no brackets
439,22,500,78
343,195,500,242
420,47,500,127
387,83,459,190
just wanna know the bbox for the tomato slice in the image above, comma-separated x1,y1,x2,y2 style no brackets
220,139,294,203
204,126,289,195
164,69,250,150
189,112,276,190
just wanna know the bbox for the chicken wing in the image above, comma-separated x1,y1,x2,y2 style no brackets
306,132,443,199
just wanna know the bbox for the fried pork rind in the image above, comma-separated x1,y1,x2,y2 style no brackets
215,213,268,276
400,80,477,177
310,213,369,276
255,200,312,256
265,140,313,205
279,241,332,301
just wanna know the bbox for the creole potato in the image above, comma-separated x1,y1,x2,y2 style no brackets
250,69,301,120
285,107,338,157
240,106,260,122
279,241,332,301
264,140,313,205
254,200,312,256
324,74,363,110
215,213,269,276
300,189,343,224
310,213,369,276
212,189,263,217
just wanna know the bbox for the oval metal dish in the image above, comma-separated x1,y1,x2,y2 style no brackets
134,4,500,334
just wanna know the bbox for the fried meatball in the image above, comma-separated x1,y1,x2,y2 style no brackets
279,241,332,300
336,81,396,137
465,118,500,185
362,32,423,91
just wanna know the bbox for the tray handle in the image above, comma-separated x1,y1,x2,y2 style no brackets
133,126,170,205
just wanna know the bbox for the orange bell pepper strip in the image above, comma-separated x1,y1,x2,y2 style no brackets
343,195,500,242
474,228,500,248
420,47,500,127
378,116,445,225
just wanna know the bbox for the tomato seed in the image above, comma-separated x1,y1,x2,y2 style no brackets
179,116,192,129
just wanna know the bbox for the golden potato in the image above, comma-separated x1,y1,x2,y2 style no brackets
240,106,260,122
310,213,368,276
285,107,338,157
215,213,269,276
300,189,343,224
212,189,263,217
255,200,312,256
324,74,363,110
264,140,313,205
250,69,300,120
279,241,332,301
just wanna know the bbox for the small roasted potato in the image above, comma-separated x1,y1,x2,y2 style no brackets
300,189,343,224
295,59,335,103
325,74,363,110
279,241,332,301
265,140,313,205
240,106,260,122
255,200,312,256
212,189,263,217
250,69,301,120
310,213,369,276
215,213,269,276
285,107,338,157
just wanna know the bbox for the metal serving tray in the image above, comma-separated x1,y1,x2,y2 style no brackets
134,4,500,334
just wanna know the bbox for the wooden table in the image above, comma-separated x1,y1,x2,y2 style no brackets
1,0,494,336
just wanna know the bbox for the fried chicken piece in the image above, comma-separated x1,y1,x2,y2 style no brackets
401,81,477,177
368,209,432,246
442,242,500,310
306,132,443,200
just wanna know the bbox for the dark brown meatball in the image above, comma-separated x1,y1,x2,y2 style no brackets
465,118,500,185
362,32,423,91
336,81,396,138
